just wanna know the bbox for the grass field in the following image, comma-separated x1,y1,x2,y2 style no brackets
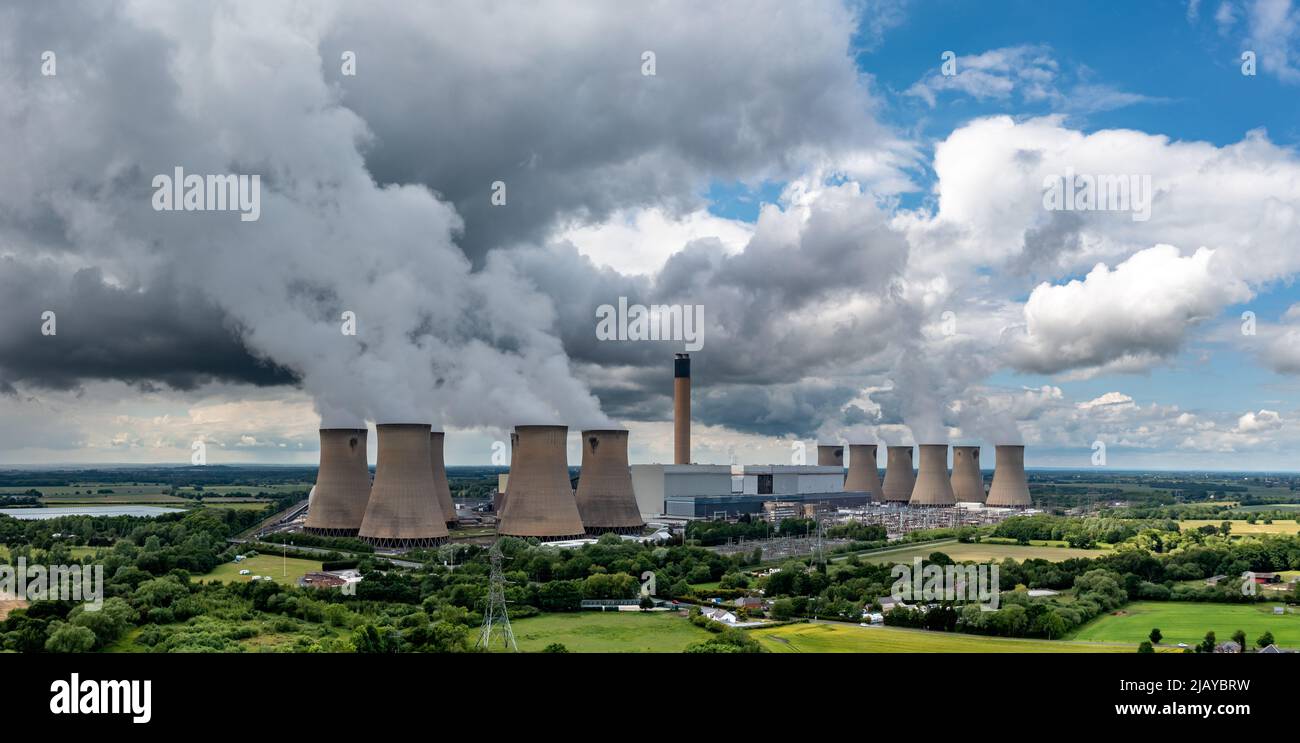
194,554,322,587
1069,601,1300,647
1180,519,1300,535
859,540,1107,565
752,622,1161,653
487,611,714,652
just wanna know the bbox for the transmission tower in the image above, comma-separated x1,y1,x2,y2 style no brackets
477,540,518,652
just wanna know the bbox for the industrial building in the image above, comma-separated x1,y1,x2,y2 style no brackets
632,463,869,520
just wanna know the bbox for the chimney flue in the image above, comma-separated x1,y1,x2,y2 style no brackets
674,353,690,464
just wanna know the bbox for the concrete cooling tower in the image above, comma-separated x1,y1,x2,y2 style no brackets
430,431,457,527
497,425,586,540
951,446,986,503
986,444,1032,507
304,428,371,536
817,444,844,468
358,424,449,549
844,444,882,501
574,429,645,535
909,444,956,506
496,431,520,517
881,445,915,503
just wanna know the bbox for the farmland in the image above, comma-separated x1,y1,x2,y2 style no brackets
194,554,323,587
484,611,714,652
1179,519,1300,535
858,539,1108,565
1069,601,1300,647
752,621,1161,653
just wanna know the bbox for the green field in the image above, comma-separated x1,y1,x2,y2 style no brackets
1180,519,1300,535
486,611,714,652
194,554,322,587
753,622,1161,653
859,540,1107,565
1070,601,1300,647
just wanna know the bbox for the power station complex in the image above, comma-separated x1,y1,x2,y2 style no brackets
305,353,1033,549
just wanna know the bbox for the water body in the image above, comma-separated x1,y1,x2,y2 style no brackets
0,506,185,520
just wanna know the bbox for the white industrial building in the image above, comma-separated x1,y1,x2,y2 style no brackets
629,463,852,520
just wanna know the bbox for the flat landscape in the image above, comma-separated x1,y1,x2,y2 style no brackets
486,611,714,652
1179,519,1300,535
858,539,1108,564
1069,601,1300,647
752,622,1162,652
194,554,322,587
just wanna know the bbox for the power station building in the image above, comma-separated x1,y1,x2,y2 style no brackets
630,463,871,520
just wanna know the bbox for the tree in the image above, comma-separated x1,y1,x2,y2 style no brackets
1137,641,1154,653
542,643,569,653
1197,631,1216,654
639,594,655,610
45,624,96,653
1231,629,1247,649
1256,631,1274,648
1149,628,1162,645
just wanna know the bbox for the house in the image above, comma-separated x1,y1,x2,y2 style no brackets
1259,644,1285,654
1213,641,1242,654
1241,571,1282,584
300,572,347,589
702,607,739,625
877,596,909,613
734,597,767,611
860,611,884,625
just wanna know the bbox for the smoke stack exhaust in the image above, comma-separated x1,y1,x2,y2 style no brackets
305,428,371,536
951,446,985,503
358,424,449,549
674,353,691,464
575,429,645,535
881,445,915,503
986,444,1031,507
844,444,882,501
430,431,457,527
498,425,585,539
909,444,956,506
816,444,844,467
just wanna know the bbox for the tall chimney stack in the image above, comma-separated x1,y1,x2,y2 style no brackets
816,444,844,468
304,428,371,536
430,431,457,527
844,444,882,501
909,444,956,506
498,425,586,540
950,446,985,503
575,429,645,535
881,445,915,503
986,444,1031,507
358,424,449,549
674,353,690,464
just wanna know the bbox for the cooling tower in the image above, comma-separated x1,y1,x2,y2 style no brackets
951,446,986,503
574,429,645,535
358,424,449,549
844,444,883,501
986,444,1032,507
497,425,585,539
881,446,915,503
817,444,844,468
430,431,457,527
674,353,691,464
497,431,519,517
909,444,956,506
304,428,371,536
